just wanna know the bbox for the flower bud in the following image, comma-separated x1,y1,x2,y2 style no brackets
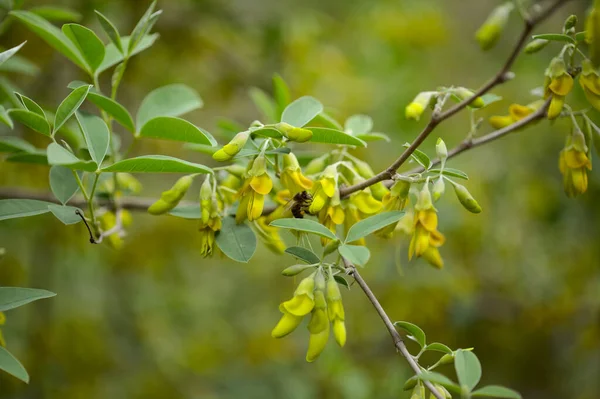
403,376,418,391
276,122,313,143
436,138,448,163
432,176,445,202
322,239,341,257
453,183,482,213
406,92,436,121
454,87,485,108
200,177,212,223
475,3,514,51
564,14,577,32
415,183,433,211
410,383,426,399
248,154,267,176
524,38,549,54
281,264,316,277
212,131,249,161
148,175,194,215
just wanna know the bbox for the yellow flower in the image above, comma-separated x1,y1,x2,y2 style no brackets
212,131,250,161
326,277,346,347
350,185,383,216
544,57,573,119
255,217,286,254
199,178,222,257
405,91,436,121
376,180,410,238
272,273,316,338
579,59,600,111
408,185,445,269
219,174,242,205
306,271,329,362
318,189,344,245
489,100,545,129
353,159,389,200
236,155,273,223
308,165,337,214
280,153,313,195
559,130,592,197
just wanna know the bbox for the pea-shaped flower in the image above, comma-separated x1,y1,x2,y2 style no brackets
326,277,346,347
579,59,600,111
271,273,316,338
559,130,592,197
409,184,445,269
544,57,573,119
280,152,313,195
318,190,344,245
405,91,436,121
235,155,273,223
488,100,545,129
376,180,410,238
308,165,338,214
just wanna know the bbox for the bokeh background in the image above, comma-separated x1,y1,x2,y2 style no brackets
1,0,599,398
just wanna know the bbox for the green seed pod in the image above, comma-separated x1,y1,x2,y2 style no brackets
475,3,514,51
432,176,445,202
524,38,549,54
148,175,194,215
281,264,316,277
453,183,482,214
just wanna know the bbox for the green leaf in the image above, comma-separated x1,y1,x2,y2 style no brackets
426,342,453,354
472,386,522,398
47,143,96,171
345,114,373,135
128,0,158,56
6,151,47,165
0,286,56,312
249,126,283,139
0,105,12,128
102,155,212,174
393,321,426,348
403,143,431,169
356,132,391,142
94,10,123,54
0,42,26,66
183,143,217,155
338,244,370,266
0,54,40,76
0,346,29,383
306,127,367,147
76,112,109,166
531,33,575,43
54,85,91,133
48,204,81,225
344,211,404,243
97,34,159,75
0,199,54,221
272,73,290,117
333,275,349,289
281,96,323,127
455,349,482,391
284,246,320,264
168,205,201,219
9,10,86,70
30,6,81,22
136,84,203,129
8,109,50,136
429,167,469,180
0,137,35,153
249,87,278,123
138,116,216,146
269,218,337,240
312,112,344,130
62,24,105,72
479,93,503,107
215,217,257,263
233,147,290,159
575,31,587,42
15,93,45,118
49,165,79,204
419,371,460,393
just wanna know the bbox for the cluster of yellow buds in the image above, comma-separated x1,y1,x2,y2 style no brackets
235,154,273,223
408,184,445,269
212,131,250,161
148,175,194,215
488,100,545,129
579,59,600,111
559,129,592,197
272,268,345,362
199,177,222,257
544,56,573,119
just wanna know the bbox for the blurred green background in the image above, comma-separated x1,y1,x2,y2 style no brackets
1,0,599,398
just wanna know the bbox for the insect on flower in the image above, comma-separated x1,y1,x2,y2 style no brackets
284,190,314,219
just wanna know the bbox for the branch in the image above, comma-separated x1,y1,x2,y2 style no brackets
342,257,444,399
339,0,568,198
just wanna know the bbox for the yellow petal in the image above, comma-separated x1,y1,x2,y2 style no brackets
250,174,273,195
309,190,328,214
283,294,315,316
508,104,533,120
333,319,346,347
549,74,573,96
583,86,600,111
271,310,303,338
418,209,438,231
422,246,444,269
247,193,264,221
353,192,382,214
306,321,330,362
307,308,329,334
489,115,514,129
547,95,564,120
564,149,590,169
320,178,336,197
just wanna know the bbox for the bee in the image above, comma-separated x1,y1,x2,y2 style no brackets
284,190,313,218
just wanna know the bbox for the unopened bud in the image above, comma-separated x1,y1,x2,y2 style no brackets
525,38,549,54
410,383,426,399
249,154,267,176
454,87,484,108
572,129,588,153
406,92,436,121
281,264,315,276
390,180,411,198
453,183,482,213
282,152,301,170
475,3,514,51
322,239,341,257
432,176,445,202
212,131,249,161
403,376,418,391
276,122,313,142
564,14,577,32
148,175,194,215
436,138,448,162
415,183,433,211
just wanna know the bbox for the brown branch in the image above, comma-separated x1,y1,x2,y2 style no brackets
342,257,444,399
339,0,569,198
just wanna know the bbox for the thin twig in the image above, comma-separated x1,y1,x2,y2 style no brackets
339,0,569,198
341,257,444,399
